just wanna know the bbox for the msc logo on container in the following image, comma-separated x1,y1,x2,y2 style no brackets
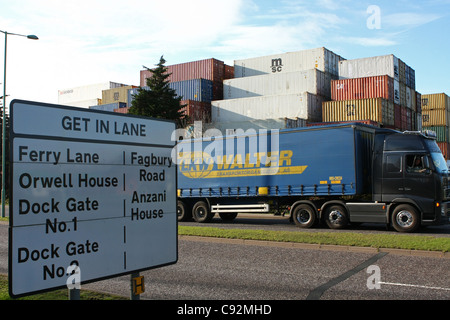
271,58,283,73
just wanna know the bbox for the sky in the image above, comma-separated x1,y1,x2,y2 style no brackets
1,0,449,108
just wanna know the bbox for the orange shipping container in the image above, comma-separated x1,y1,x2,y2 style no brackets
322,98,394,126
331,75,394,101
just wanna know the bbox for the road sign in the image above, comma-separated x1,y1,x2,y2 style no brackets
8,100,177,297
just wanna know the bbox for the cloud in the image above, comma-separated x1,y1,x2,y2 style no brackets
382,12,442,29
1,0,246,103
338,36,397,47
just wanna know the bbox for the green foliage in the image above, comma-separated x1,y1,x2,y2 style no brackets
128,56,187,127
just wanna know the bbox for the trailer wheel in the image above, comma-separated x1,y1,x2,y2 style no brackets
219,212,238,222
324,204,348,229
192,201,213,223
391,204,420,233
177,200,192,222
292,204,316,228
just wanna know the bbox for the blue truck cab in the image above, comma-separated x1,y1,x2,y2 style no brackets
175,123,450,232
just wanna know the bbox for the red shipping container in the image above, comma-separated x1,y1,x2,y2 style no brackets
437,142,450,160
180,100,211,123
331,75,394,101
141,58,230,87
224,65,235,80
140,58,233,100
399,105,412,131
394,104,402,130
114,107,130,114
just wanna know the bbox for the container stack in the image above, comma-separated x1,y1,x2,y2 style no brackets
89,85,138,112
324,54,420,130
58,82,129,108
210,47,345,133
137,58,234,123
421,93,450,158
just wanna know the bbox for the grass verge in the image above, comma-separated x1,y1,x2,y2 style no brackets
0,275,126,300
178,226,450,252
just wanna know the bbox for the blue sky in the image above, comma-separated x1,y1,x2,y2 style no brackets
1,0,449,105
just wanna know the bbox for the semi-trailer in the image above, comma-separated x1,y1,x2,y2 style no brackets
175,123,450,232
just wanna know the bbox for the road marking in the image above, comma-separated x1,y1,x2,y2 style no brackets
306,252,388,300
380,282,450,291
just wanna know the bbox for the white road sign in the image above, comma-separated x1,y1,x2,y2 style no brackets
9,100,177,297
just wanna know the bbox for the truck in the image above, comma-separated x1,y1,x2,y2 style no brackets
175,123,450,232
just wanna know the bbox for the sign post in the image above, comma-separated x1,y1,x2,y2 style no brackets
8,100,177,298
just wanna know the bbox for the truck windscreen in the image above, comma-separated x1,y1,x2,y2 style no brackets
425,139,448,173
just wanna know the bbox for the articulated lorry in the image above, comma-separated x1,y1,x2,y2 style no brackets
175,123,450,232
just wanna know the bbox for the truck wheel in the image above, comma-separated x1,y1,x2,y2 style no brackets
192,201,213,223
324,205,348,229
177,200,192,221
292,204,316,228
219,212,238,222
391,205,420,233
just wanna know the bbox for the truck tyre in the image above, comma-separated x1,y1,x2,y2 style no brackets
391,204,420,233
192,201,214,223
177,200,192,222
219,212,238,222
292,204,316,228
324,204,348,229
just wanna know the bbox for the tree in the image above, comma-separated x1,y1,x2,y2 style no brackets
128,56,187,127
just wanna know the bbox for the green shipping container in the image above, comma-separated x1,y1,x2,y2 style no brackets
424,126,449,142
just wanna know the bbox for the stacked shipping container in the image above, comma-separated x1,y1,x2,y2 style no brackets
136,58,234,123
233,47,344,78
211,47,345,131
58,82,129,108
324,54,420,130
212,93,325,123
421,93,450,158
102,85,138,105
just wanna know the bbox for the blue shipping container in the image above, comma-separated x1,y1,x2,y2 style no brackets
90,102,127,112
170,79,213,102
176,124,375,198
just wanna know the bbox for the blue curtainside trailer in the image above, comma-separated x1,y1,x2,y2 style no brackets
175,123,450,232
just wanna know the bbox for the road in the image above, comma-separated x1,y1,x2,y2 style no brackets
1,216,449,302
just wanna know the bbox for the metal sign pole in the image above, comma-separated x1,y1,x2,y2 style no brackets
69,288,80,300
131,272,144,300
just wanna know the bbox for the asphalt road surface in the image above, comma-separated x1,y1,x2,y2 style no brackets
1,214,449,303
79,237,449,301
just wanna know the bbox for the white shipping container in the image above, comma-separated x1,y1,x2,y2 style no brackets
339,54,400,82
58,82,129,106
234,47,345,78
223,69,333,100
212,92,325,123
204,118,307,136
63,99,101,109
